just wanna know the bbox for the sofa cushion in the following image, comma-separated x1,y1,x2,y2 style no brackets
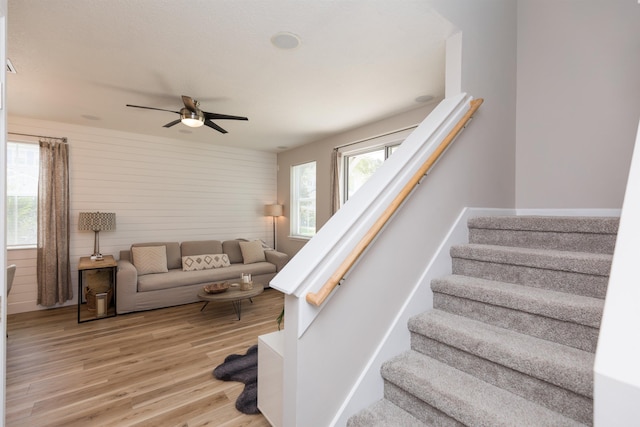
132,245,169,275
182,254,230,271
181,240,223,257
131,242,181,270
222,240,244,264
239,240,266,264
137,262,276,292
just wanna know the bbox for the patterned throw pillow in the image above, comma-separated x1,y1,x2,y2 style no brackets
132,245,169,276
182,254,231,271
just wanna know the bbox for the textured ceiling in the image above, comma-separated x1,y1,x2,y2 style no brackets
6,1,454,152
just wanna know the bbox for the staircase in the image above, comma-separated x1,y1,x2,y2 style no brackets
348,215,618,427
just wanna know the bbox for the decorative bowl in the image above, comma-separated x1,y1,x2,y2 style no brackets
203,282,230,294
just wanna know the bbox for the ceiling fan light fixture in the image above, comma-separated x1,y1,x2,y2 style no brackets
180,108,204,127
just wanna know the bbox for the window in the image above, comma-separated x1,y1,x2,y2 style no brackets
290,161,316,238
7,141,39,247
343,144,399,202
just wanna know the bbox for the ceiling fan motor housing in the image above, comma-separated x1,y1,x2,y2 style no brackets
180,107,205,127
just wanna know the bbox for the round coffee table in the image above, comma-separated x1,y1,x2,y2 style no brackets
197,284,264,320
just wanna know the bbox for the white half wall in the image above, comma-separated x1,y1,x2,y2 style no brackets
7,116,277,314
594,120,640,425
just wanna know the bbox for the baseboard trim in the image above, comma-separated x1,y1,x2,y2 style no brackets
514,208,621,217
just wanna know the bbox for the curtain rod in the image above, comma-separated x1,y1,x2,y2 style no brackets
334,124,418,151
8,132,68,142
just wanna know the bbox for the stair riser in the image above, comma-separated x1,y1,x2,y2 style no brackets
433,293,599,352
384,382,465,427
452,258,608,298
468,229,616,254
410,333,593,425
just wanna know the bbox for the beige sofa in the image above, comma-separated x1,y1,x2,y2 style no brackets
116,239,289,314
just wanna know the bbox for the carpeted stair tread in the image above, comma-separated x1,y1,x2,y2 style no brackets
467,215,619,254
467,216,619,234
468,224,617,254
382,350,585,427
451,250,608,299
432,284,599,353
450,244,612,277
431,275,603,328
408,310,594,397
346,399,427,427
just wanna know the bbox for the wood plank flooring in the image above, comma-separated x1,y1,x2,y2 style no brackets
6,288,284,427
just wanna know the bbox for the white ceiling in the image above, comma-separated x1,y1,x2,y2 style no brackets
6,1,454,152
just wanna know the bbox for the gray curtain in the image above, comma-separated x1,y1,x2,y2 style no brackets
37,138,72,306
330,148,341,215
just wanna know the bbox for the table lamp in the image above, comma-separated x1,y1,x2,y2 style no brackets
78,212,116,260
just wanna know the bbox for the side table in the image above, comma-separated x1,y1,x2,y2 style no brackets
78,255,117,323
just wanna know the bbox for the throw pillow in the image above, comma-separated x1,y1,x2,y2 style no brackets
239,240,266,264
182,254,231,271
132,245,169,275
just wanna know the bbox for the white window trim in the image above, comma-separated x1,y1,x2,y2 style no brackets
337,127,415,156
290,161,317,239
339,127,414,205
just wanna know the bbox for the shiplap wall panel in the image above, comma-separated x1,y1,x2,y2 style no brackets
7,116,278,315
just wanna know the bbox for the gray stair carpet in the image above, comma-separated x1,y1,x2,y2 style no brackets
432,274,603,352
346,399,426,427
451,244,611,299
348,215,617,426
467,215,619,254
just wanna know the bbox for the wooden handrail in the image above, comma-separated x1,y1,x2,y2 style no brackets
306,98,484,306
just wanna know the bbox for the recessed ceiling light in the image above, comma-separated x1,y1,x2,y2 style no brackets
277,146,288,150
271,32,301,50
415,95,434,103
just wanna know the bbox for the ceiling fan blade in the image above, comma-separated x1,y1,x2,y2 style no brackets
126,104,179,114
204,120,228,134
163,119,182,128
182,95,198,112
203,111,249,121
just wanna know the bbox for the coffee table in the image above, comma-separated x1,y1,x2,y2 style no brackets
197,284,264,320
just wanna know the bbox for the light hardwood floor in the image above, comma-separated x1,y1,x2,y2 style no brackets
6,288,284,427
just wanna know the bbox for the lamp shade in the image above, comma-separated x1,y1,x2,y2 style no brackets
264,204,283,217
78,212,116,232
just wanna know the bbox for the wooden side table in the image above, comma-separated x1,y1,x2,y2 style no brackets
77,255,117,323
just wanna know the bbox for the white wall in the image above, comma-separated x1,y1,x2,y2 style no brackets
516,0,640,209
1,0,8,419
7,116,277,314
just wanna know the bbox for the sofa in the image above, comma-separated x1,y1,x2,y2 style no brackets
116,239,289,314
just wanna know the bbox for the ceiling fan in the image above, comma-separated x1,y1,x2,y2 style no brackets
126,95,248,134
